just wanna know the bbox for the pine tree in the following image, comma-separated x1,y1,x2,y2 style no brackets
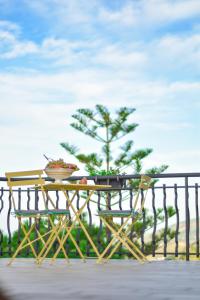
60,104,168,178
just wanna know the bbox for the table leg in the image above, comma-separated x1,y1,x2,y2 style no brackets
64,190,100,258
52,190,97,261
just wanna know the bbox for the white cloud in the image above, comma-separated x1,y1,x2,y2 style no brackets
94,45,147,68
0,66,199,175
1,15,200,79
0,30,15,43
156,34,200,59
0,0,200,176
0,19,20,33
24,0,97,27
143,0,200,25
1,40,38,59
149,150,200,173
23,0,200,31
0,26,39,59
99,0,200,28
99,3,138,26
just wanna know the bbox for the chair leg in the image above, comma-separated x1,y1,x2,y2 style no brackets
122,221,149,261
7,221,36,266
121,233,148,261
97,218,144,264
110,221,148,262
106,219,144,263
97,216,130,263
36,216,65,262
37,215,69,264
106,231,148,263
19,219,39,258
51,223,85,263
46,216,70,264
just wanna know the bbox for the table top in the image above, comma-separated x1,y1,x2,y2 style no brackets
37,183,112,191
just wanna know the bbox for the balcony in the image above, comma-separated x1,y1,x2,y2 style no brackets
1,172,200,261
0,172,200,299
0,173,200,260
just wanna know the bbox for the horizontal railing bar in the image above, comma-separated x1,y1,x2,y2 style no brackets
67,173,200,179
1,251,198,256
1,184,200,193
154,252,197,256
1,172,200,182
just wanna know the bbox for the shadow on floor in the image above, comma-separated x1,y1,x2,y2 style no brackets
0,287,11,300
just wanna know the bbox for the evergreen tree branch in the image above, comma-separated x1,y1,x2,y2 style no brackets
110,123,138,142
70,123,105,142
76,153,103,167
96,104,112,126
117,107,136,122
60,142,79,155
77,108,104,126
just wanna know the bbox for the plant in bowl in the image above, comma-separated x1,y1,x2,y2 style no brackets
90,168,125,188
44,158,79,184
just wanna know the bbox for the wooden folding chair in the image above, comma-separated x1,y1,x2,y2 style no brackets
97,175,151,264
36,189,86,264
5,170,71,265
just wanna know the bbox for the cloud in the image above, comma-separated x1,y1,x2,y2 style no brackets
99,2,138,26
24,0,200,30
1,7,200,79
0,69,198,125
0,21,38,59
0,65,199,175
0,26,147,70
155,34,200,65
0,0,200,176
143,0,200,25
0,20,20,33
99,0,200,28
94,45,147,68
23,0,97,28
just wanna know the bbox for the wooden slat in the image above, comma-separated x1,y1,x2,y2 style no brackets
139,182,150,190
5,170,43,178
38,183,111,191
139,175,152,190
7,179,45,187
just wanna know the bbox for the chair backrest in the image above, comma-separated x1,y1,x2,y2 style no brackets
5,170,46,211
133,175,152,211
139,175,152,190
5,170,44,187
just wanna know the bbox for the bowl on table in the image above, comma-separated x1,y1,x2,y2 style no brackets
44,168,76,184
44,159,79,184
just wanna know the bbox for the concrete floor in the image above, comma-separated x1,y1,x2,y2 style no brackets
0,259,200,300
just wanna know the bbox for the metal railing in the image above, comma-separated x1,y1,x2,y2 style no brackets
0,173,200,261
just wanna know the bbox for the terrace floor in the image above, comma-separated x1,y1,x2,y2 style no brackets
0,259,200,300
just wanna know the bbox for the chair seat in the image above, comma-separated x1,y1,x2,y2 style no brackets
46,209,70,215
14,210,47,216
98,209,139,218
14,209,70,216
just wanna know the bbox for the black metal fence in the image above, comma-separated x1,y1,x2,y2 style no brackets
0,173,200,261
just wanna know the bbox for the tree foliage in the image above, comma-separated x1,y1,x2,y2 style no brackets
60,104,168,176
1,207,176,258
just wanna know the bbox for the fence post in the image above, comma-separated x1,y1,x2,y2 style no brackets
185,176,190,261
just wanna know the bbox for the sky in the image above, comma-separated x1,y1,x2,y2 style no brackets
0,0,200,176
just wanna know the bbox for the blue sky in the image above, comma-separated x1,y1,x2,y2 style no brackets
0,0,200,175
